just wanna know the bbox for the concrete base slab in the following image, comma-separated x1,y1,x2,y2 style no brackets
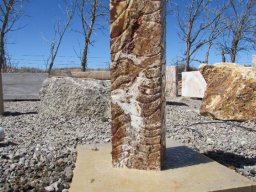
70,139,256,192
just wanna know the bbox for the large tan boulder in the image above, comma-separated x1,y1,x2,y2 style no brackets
200,63,256,121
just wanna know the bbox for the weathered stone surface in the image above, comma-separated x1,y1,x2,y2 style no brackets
200,63,256,121
182,71,207,98
39,77,110,119
166,66,177,97
110,0,166,170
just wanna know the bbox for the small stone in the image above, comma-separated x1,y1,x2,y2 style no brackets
44,179,60,192
241,140,247,145
64,166,73,182
44,185,54,192
0,127,4,141
87,135,94,140
10,164,16,171
206,138,213,144
250,167,256,175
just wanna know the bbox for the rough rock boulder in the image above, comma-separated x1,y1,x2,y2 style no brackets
39,77,110,119
200,63,256,122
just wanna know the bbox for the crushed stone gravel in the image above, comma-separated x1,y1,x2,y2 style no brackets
0,98,255,191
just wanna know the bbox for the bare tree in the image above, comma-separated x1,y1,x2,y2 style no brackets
0,0,26,72
76,0,107,71
47,0,76,74
221,48,226,62
220,0,256,63
176,0,226,71
204,3,228,64
0,0,27,114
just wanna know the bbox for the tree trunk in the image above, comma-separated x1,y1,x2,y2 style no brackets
185,56,189,71
205,42,212,64
48,61,54,74
0,73,4,115
230,51,236,63
221,49,226,62
0,0,15,115
0,51,4,114
185,42,190,72
80,0,97,72
0,37,5,115
81,43,88,72
0,36,5,72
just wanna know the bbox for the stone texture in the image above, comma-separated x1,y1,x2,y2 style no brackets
110,0,166,170
166,66,177,97
181,71,207,98
200,63,256,121
39,77,110,119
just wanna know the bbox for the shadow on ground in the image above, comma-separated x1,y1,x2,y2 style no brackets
188,121,256,132
0,141,18,148
3,111,38,116
162,146,212,170
204,150,256,169
166,101,189,106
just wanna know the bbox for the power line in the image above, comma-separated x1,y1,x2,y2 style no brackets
15,54,109,59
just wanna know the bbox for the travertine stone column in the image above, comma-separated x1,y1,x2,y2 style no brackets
110,0,166,170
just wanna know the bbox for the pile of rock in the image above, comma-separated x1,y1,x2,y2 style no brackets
39,77,111,120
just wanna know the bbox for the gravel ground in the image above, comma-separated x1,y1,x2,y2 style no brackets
0,98,256,191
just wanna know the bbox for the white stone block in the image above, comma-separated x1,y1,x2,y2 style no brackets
182,71,207,98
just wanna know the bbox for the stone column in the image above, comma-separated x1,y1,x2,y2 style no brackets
166,66,177,97
110,0,166,170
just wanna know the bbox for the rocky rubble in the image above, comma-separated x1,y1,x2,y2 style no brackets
0,101,111,191
0,97,256,191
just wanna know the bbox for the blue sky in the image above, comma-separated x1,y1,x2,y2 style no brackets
6,0,255,70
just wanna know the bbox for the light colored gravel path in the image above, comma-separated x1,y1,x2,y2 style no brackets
0,101,111,191
0,98,256,191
